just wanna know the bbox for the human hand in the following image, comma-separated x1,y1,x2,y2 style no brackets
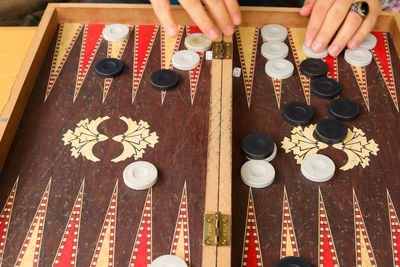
150,0,241,41
300,0,382,57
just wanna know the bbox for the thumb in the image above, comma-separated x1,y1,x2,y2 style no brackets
300,0,317,16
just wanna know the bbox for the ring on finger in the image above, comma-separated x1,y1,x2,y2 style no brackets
349,1,369,19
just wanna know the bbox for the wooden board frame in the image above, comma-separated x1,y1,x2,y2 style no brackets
1,3,400,266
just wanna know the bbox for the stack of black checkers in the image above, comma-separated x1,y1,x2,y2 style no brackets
299,58,341,100
300,58,328,79
95,58,124,78
314,98,360,144
311,77,341,99
150,69,180,91
240,133,277,189
275,256,312,267
283,102,314,126
329,98,360,121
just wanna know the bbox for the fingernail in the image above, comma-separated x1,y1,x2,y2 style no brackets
225,25,234,35
208,29,219,40
348,40,358,49
233,14,241,25
304,36,314,47
167,26,177,36
312,41,323,52
329,45,339,57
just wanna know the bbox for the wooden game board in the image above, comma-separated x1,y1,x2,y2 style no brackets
1,3,400,267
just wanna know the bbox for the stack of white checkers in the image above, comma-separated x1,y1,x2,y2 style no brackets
103,24,130,42
260,24,294,80
344,33,377,67
150,255,188,267
300,154,335,182
302,43,328,59
172,50,200,71
184,33,212,52
123,161,158,190
241,160,275,188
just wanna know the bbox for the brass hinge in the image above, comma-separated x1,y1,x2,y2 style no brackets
212,41,233,59
204,213,232,246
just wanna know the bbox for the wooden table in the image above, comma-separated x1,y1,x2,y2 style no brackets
0,27,36,113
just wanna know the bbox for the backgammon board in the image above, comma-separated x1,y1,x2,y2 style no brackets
0,4,400,267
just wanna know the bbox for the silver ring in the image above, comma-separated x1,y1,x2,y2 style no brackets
349,1,369,18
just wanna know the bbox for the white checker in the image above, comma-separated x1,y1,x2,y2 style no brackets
150,255,188,267
172,50,200,71
261,24,288,42
301,154,335,183
123,161,158,190
344,48,372,67
261,41,289,60
185,33,212,52
265,58,294,80
264,143,277,162
103,24,129,42
233,67,242,77
302,43,328,59
205,50,213,60
359,33,377,50
241,160,275,188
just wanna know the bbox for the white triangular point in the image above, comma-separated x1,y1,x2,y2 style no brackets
90,181,118,267
235,27,259,109
387,189,400,266
132,25,159,104
129,188,152,266
288,28,310,105
53,180,84,267
0,177,19,265
102,25,133,103
372,32,399,112
74,24,105,103
15,178,52,267
170,182,190,265
351,66,369,111
186,26,205,106
353,189,377,267
160,26,184,105
319,188,340,267
280,186,299,258
272,78,282,109
45,23,83,102
241,188,263,267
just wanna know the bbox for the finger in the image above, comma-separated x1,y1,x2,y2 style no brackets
348,1,382,49
179,0,220,40
311,0,353,53
224,0,241,25
203,0,234,35
150,0,178,37
300,0,317,17
304,0,335,47
328,12,362,56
